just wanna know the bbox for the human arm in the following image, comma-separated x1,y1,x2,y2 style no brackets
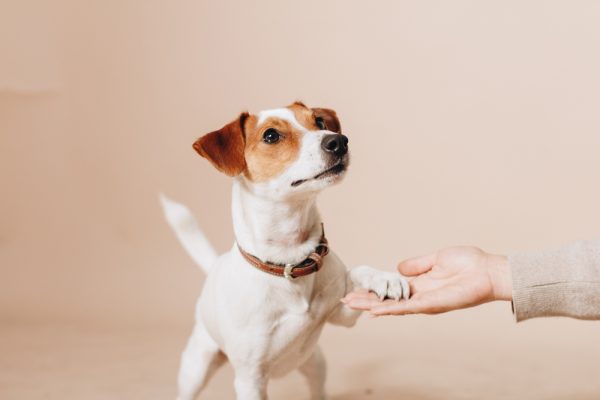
342,241,600,321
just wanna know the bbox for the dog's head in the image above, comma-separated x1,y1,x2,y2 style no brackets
193,102,349,197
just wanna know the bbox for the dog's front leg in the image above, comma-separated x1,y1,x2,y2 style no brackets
328,266,410,327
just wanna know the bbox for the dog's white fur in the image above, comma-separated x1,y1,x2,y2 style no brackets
161,107,409,400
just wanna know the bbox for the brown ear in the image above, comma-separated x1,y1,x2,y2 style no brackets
193,112,248,176
312,108,341,134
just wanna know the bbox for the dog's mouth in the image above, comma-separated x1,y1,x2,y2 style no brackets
291,162,346,187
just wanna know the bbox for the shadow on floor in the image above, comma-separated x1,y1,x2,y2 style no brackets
332,386,438,400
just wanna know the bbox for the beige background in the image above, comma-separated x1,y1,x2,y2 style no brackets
2,1,600,399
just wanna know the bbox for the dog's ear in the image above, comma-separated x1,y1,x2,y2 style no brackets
193,112,248,176
312,108,341,134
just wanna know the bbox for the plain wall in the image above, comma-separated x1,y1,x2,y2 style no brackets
2,0,600,328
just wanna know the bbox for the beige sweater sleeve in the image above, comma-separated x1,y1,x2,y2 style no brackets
508,240,600,322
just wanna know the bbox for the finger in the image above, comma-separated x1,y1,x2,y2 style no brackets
397,253,437,276
369,299,428,316
369,290,450,316
343,294,385,311
340,288,371,303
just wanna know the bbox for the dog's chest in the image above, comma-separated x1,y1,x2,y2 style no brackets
201,250,347,374
260,290,331,373
263,279,329,335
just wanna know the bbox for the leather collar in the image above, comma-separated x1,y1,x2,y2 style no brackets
237,226,329,280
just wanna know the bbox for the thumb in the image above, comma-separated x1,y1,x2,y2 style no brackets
397,252,437,276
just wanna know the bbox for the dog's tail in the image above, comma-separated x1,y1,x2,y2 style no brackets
159,194,218,273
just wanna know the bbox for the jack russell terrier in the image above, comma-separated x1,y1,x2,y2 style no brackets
160,101,409,400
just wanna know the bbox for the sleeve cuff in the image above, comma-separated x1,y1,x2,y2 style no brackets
509,240,600,322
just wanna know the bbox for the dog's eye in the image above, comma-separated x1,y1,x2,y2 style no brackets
262,128,281,144
315,117,326,130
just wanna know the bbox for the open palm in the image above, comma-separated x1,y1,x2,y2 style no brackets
342,247,511,316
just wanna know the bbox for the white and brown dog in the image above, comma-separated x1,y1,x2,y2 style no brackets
161,102,409,400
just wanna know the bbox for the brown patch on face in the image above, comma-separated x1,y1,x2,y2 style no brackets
243,116,302,182
292,100,307,108
287,102,342,134
312,108,342,133
287,102,320,131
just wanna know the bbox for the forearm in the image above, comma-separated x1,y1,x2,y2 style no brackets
509,240,600,322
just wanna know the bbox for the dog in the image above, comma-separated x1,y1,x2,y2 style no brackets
160,102,409,400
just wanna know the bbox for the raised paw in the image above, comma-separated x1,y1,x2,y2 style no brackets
350,266,410,301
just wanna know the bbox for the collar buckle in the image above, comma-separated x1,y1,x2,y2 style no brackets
283,264,296,280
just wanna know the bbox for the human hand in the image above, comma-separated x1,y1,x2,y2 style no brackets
341,246,512,316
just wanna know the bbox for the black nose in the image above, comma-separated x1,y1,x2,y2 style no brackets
321,134,349,157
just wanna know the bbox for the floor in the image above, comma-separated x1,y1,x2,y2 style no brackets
2,303,600,399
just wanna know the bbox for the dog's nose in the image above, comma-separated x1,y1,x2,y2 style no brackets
321,134,349,157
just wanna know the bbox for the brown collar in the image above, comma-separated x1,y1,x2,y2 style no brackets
237,227,329,280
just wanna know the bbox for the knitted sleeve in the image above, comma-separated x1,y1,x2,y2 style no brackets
509,240,600,322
